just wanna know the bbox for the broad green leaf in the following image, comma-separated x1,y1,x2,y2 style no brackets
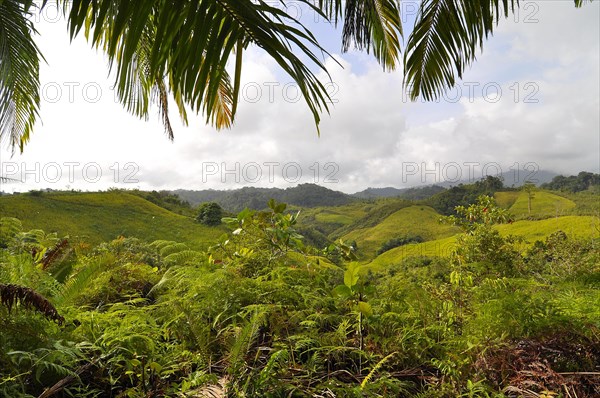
344,262,361,288
333,284,353,298
357,301,373,317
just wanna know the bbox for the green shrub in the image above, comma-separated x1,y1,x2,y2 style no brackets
376,234,424,255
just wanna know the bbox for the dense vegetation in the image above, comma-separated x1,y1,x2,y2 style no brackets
352,186,446,201
428,176,506,216
1,190,598,397
196,203,224,226
541,172,600,193
174,184,356,212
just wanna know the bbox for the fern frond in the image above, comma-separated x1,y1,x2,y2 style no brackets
0,283,64,324
53,255,112,307
360,351,397,389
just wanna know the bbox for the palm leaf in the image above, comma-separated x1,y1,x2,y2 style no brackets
0,0,43,153
404,0,519,101
318,0,403,71
66,0,334,135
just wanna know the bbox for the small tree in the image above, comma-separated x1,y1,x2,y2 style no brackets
522,181,536,215
196,202,223,226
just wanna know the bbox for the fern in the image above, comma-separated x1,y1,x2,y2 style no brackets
0,217,23,247
149,240,178,251
159,243,189,257
0,283,64,324
226,309,268,377
163,250,204,266
52,255,113,307
360,352,397,390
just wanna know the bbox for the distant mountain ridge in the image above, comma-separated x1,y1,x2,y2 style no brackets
171,170,566,211
352,185,446,200
173,183,355,212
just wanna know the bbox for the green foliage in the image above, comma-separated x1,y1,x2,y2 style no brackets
429,176,505,216
1,199,598,397
541,171,600,193
442,195,513,232
196,202,224,226
377,234,424,256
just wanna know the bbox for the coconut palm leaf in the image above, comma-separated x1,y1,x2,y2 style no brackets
0,0,43,153
317,0,403,71
0,0,591,151
403,0,586,101
66,0,334,134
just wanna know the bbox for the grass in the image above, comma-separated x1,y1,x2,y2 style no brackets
0,191,226,249
551,189,600,216
341,205,460,259
366,215,599,271
496,215,599,240
495,191,520,208
297,202,372,235
508,191,576,219
314,212,357,226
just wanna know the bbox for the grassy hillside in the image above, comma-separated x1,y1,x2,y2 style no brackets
548,189,600,216
0,192,225,249
496,215,599,240
368,215,599,270
508,191,576,218
298,202,370,234
495,191,520,208
342,205,460,258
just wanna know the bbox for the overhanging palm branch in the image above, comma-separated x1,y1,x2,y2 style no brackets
0,0,43,153
404,0,589,101
85,11,233,138
65,0,334,135
317,0,403,71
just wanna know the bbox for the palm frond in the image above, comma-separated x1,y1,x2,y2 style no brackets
404,0,519,101
317,0,403,70
66,0,333,135
0,0,43,153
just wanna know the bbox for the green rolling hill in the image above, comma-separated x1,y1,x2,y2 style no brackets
368,215,599,271
341,205,460,259
298,202,371,235
506,191,576,218
1,187,596,262
0,191,225,249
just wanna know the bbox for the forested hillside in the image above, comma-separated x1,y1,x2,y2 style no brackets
174,184,355,211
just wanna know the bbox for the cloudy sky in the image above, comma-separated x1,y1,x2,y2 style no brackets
1,1,598,194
